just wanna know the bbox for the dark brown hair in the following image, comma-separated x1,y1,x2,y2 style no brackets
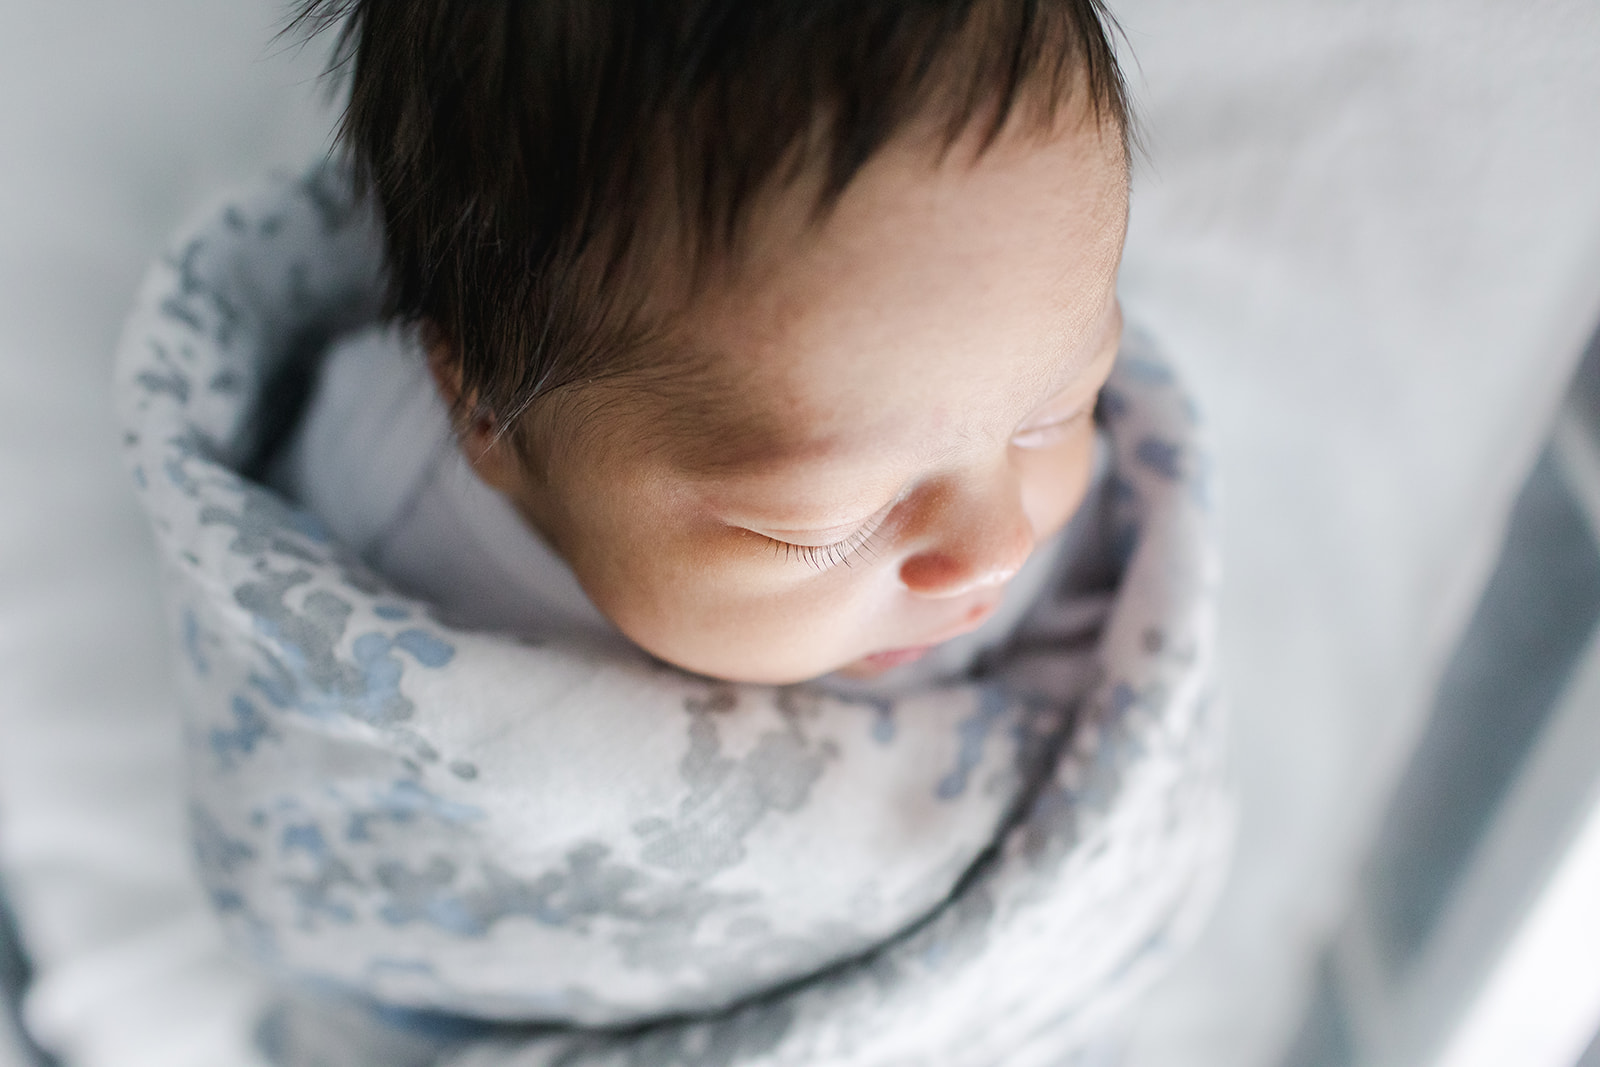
294,0,1132,443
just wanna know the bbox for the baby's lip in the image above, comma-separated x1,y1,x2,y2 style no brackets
853,599,1003,673
855,644,936,671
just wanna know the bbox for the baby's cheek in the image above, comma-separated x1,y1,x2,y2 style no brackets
596,566,862,685
583,533,787,631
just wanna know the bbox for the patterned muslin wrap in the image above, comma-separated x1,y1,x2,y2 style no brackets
115,163,1232,1067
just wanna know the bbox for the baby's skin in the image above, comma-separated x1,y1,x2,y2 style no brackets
437,101,1129,686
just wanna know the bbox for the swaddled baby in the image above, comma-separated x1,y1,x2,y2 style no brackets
120,0,1232,1058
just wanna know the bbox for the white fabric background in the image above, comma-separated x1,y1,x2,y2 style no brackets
1,2,1597,1065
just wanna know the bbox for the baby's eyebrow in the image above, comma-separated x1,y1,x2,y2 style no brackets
622,348,838,477
658,406,823,476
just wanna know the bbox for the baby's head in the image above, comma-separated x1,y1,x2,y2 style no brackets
307,0,1132,684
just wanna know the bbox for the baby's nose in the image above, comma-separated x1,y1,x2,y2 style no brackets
897,483,1034,599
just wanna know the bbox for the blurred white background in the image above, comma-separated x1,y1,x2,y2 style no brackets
2,2,1599,1065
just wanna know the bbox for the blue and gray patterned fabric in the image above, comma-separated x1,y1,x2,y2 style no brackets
115,163,1231,1067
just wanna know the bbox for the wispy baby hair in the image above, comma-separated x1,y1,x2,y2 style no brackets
293,0,1132,443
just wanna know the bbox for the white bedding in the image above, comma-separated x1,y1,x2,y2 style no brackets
2,2,1599,1065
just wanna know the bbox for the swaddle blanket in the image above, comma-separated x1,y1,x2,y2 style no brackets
115,163,1230,1067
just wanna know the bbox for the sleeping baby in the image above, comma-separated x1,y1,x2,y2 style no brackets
116,1,1229,1063
280,0,1128,691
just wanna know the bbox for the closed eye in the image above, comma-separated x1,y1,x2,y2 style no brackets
1010,405,1092,449
758,491,904,571
767,520,887,570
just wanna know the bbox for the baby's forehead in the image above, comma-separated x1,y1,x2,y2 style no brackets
610,307,1112,486
572,111,1128,480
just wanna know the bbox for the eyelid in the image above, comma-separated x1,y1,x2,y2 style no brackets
757,489,906,569
759,518,874,547
755,486,907,544
1011,405,1091,448
769,524,880,570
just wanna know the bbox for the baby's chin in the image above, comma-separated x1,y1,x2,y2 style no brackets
834,597,1004,679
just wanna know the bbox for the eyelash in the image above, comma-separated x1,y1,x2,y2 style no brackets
756,399,1091,572
768,513,890,571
